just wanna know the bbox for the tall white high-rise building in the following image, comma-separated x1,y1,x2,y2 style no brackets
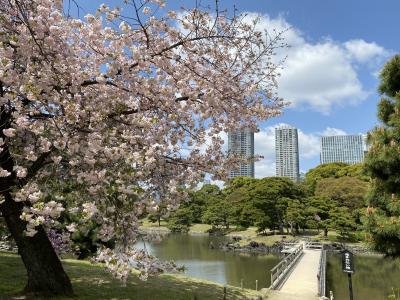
320,135,365,164
275,125,300,182
228,128,255,178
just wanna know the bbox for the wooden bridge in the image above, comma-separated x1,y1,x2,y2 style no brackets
268,240,327,300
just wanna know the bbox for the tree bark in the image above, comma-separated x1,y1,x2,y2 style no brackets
279,223,284,234
0,192,74,297
0,100,73,296
290,223,294,236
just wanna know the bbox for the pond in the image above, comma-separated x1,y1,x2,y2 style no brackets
326,253,400,300
136,234,281,289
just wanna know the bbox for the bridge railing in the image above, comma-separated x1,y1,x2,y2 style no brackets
270,243,303,289
305,241,324,249
318,246,327,297
281,241,299,247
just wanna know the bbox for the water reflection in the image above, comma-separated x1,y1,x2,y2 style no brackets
326,253,400,300
136,234,280,289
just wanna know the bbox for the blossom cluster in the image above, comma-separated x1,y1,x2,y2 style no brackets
47,228,72,256
96,246,179,282
0,0,285,280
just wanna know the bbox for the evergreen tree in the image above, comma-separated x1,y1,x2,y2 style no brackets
306,196,334,237
286,199,306,235
364,54,400,256
329,207,357,240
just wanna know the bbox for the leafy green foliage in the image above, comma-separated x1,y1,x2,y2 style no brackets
305,162,349,191
304,196,334,236
167,207,192,232
303,163,371,240
202,197,233,229
314,176,369,210
286,199,306,234
148,204,169,227
163,169,369,240
329,207,357,240
167,184,222,232
224,188,255,228
305,163,368,192
224,176,306,233
364,54,400,256
189,184,221,223
378,55,400,97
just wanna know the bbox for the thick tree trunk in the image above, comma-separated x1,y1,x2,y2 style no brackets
0,192,73,297
0,101,73,297
290,223,294,236
279,224,284,234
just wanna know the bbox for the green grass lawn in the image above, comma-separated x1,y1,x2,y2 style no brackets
227,227,290,247
139,219,213,235
0,251,264,300
188,224,212,234
140,218,169,229
308,230,367,246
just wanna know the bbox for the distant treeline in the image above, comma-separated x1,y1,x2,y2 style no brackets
149,162,369,240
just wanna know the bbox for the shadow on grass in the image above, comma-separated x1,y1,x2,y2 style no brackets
0,252,260,300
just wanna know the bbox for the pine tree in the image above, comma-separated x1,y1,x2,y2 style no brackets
364,54,400,256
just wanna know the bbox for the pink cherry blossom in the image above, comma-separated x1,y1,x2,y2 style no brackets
3,128,16,137
143,7,151,14
0,168,11,177
13,166,28,178
0,0,286,283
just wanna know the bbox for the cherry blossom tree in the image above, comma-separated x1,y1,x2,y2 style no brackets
0,0,285,296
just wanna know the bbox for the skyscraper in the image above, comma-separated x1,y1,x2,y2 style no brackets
228,128,255,178
320,134,365,164
275,125,300,182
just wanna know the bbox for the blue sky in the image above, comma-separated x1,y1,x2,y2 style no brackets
70,0,399,176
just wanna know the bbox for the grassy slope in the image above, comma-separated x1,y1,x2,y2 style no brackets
227,227,288,247
0,252,264,300
139,220,213,235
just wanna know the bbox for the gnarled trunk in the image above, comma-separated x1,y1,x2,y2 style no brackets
0,100,73,297
0,192,73,297
279,223,284,234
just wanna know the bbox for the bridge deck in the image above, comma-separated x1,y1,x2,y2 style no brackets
277,247,321,299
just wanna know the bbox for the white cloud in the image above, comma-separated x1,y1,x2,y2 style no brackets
243,13,305,50
298,130,320,158
344,39,388,63
321,127,347,136
254,124,347,178
243,13,389,114
279,42,368,113
177,12,388,114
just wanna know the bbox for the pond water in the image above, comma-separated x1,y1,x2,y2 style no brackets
136,234,400,295
326,253,400,300
136,234,281,289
